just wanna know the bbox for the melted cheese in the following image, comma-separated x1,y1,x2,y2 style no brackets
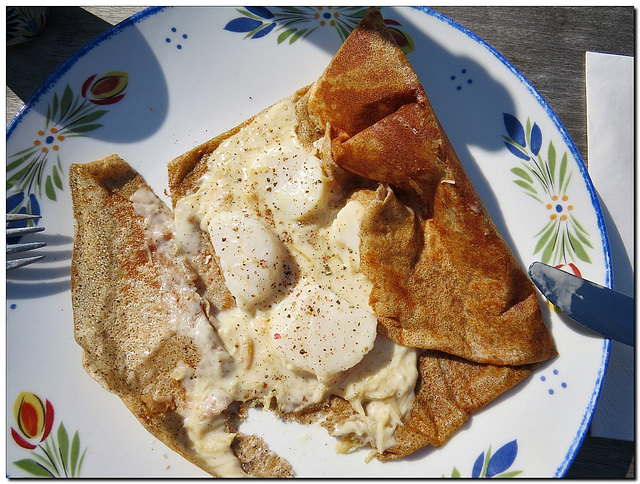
141,95,418,476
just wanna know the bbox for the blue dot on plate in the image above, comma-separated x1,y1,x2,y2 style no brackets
549,389,554,395
171,27,177,32
182,34,188,39
540,375,546,382
553,369,559,375
165,37,171,43
10,304,16,310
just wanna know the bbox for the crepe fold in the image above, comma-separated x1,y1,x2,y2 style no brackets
297,7,556,367
70,7,557,475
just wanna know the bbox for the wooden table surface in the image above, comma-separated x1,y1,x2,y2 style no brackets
6,6,634,478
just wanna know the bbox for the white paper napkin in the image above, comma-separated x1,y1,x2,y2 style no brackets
585,51,634,442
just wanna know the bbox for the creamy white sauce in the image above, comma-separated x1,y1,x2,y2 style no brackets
137,96,418,476
131,186,246,476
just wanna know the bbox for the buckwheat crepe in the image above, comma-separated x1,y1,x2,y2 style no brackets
70,8,556,477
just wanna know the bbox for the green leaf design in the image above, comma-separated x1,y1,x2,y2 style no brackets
70,432,81,477
49,92,59,125
481,446,492,478
522,159,550,194
570,213,591,237
560,169,573,197
59,85,74,122
77,448,87,477
547,140,557,183
53,164,63,190
277,28,294,44
7,164,32,190
570,233,592,263
541,228,559,263
13,458,55,478
533,223,555,255
514,179,537,194
510,167,534,183
571,222,594,249
236,8,263,21
503,137,528,158
57,422,70,475
7,149,38,172
42,438,63,476
45,176,56,201
63,109,108,130
334,21,352,41
30,451,58,474
289,28,307,43
66,123,104,134
558,152,568,193
497,470,524,477
523,191,544,204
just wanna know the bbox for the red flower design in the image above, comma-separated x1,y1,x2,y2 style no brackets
82,71,128,105
555,263,582,278
11,392,54,449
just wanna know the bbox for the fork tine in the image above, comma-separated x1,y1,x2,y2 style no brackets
6,255,45,271
6,213,42,222
6,213,46,270
6,226,45,238
7,241,47,255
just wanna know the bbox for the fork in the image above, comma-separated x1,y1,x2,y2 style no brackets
6,213,46,270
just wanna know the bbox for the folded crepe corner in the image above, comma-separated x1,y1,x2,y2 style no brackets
300,7,556,367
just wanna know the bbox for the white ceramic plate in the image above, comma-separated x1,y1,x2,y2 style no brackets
6,7,611,478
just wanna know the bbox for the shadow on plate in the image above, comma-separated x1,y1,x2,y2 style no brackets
6,233,74,299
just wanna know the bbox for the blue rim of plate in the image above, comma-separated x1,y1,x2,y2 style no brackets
6,6,612,478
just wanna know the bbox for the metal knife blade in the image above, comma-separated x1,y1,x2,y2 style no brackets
528,262,634,347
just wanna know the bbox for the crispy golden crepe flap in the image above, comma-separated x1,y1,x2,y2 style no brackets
298,7,556,367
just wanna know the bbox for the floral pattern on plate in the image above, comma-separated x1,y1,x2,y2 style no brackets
446,440,522,478
224,6,415,53
6,71,129,218
11,392,88,478
503,113,593,274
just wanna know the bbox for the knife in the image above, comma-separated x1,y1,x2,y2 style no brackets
528,262,634,347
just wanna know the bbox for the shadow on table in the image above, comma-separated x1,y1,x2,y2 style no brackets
7,7,115,105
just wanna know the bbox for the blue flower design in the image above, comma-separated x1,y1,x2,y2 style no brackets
447,440,522,478
224,7,415,53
